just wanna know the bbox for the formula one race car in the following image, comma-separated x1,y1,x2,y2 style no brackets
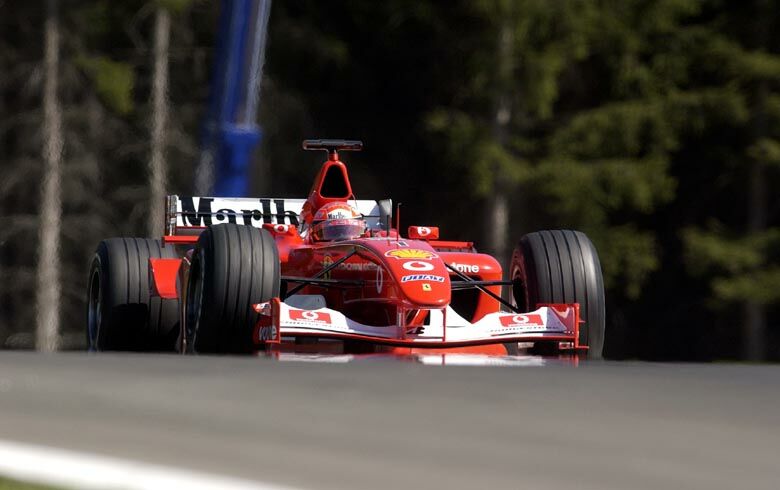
87,140,605,359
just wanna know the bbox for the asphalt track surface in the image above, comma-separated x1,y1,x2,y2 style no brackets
0,352,779,490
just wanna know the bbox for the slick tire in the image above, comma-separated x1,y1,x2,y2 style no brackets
87,238,179,351
510,230,606,359
186,224,280,354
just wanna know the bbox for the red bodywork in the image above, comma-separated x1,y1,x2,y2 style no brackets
153,151,585,358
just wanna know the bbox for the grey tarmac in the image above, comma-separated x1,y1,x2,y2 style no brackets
0,352,778,490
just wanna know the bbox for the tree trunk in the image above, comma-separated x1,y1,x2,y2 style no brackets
36,0,63,351
743,1,770,361
148,7,171,238
487,19,513,281
744,141,767,361
195,150,215,195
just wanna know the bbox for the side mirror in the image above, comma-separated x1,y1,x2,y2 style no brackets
408,226,439,240
377,199,393,230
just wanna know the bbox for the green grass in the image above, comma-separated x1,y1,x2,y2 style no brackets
0,477,63,490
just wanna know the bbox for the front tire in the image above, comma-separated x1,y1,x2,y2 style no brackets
510,230,606,359
186,224,280,354
87,238,179,351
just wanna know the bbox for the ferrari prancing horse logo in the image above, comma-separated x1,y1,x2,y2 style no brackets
322,255,333,280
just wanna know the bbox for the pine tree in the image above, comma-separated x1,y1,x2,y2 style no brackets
681,0,780,360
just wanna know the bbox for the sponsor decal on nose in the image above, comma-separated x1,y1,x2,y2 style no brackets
385,249,438,260
449,262,480,274
401,274,445,283
376,267,384,293
402,261,435,272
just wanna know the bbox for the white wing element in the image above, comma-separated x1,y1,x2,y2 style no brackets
169,196,388,229
269,352,557,367
253,299,580,348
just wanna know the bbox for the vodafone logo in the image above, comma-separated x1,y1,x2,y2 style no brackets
274,224,289,233
289,310,332,323
450,262,480,274
499,313,544,327
402,261,435,272
417,227,431,237
258,325,278,342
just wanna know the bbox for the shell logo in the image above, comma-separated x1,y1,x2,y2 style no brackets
384,249,438,260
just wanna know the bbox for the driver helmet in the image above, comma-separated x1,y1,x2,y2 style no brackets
311,202,366,241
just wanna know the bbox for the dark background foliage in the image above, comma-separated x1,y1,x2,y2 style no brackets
1,0,778,359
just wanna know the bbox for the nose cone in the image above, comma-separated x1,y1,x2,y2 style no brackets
382,248,451,307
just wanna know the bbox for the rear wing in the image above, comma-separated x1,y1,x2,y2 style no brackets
164,195,391,237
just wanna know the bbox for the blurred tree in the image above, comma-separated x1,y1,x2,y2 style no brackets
680,0,780,360
0,0,209,348
1,0,778,359
423,0,605,267
36,0,64,351
421,1,683,357
148,1,172,237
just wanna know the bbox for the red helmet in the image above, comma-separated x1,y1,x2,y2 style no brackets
310,202,366,241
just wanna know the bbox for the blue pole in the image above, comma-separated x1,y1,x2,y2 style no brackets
201,0,272,197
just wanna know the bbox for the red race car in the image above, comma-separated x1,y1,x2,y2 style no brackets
87,140,605,359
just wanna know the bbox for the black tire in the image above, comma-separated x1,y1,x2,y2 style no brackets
87,238,179,351
510,230,606,359
186,224,280,354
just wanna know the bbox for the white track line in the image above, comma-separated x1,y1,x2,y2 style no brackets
0,439,299,490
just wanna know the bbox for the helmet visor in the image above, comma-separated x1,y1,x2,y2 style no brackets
314,219,366,241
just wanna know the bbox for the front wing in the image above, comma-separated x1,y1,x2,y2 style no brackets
253,298,582,350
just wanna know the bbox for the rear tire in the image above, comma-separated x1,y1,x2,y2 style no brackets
510,230,606,359
186,224,280,354
87,238,179,351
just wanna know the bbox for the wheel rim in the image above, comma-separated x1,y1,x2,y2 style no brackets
87,268,101,351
